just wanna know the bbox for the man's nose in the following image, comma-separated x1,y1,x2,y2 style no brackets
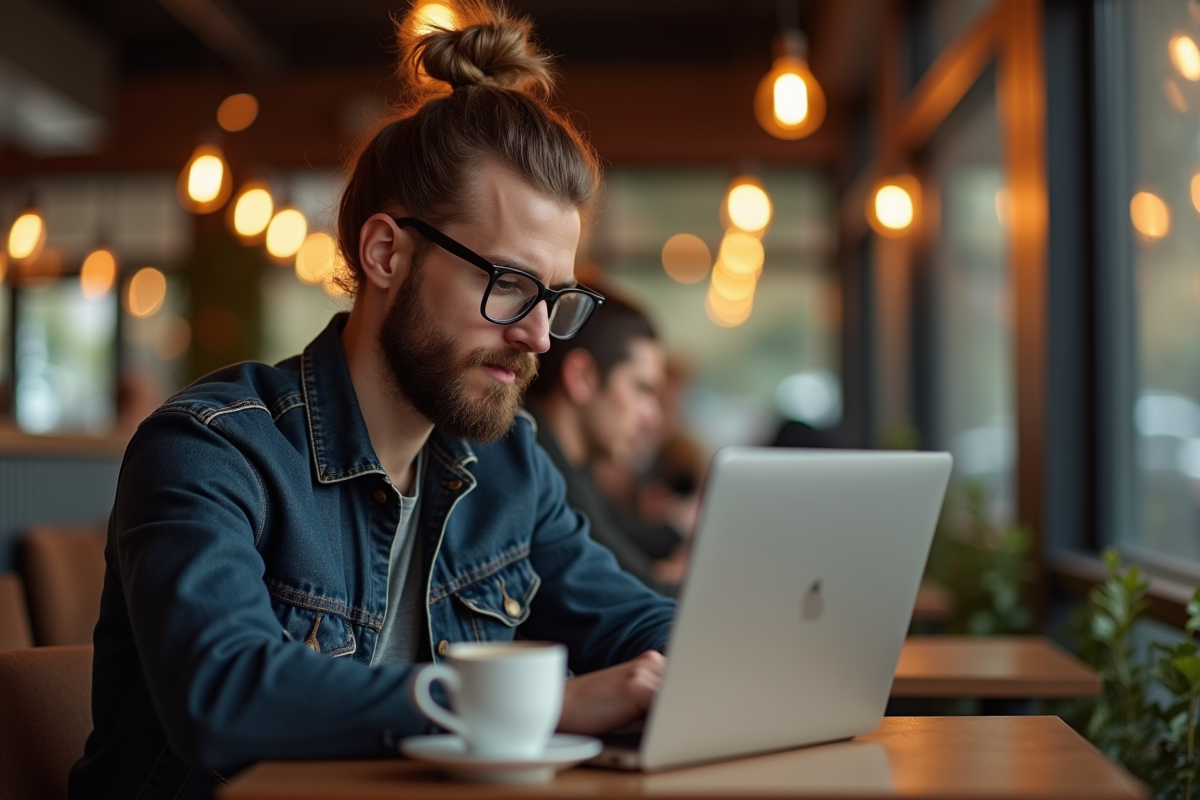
503,300,552,353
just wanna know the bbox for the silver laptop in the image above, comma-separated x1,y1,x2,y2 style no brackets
593,447,953,772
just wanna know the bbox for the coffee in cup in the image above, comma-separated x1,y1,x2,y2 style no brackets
411,641,567,759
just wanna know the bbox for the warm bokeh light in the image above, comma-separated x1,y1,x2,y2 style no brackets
875,185,914,230
661,233,712,284
8,211,46,260
217,93,259,132
706,283,754,327
1130,191,1170,239
866,175,920,236
266,208,308,259
413,2,458,34
127,267,167,318
80,248,118,299
188,157,224,203
231,182,274,240
1190,172,1200,214
710,261,758,302
177,145,232,213
774,72,808,125
755,56,825,140
717,231,765,276
1171,35,1200,81
725,179,773,233
295,232,337,284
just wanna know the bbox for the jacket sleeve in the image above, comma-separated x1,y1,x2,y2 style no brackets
519,441,676,674
110,409,428,771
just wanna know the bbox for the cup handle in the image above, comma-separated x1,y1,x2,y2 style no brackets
411,663,467,736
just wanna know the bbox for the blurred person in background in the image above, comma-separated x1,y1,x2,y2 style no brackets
71,4,674,798
524,291,690,593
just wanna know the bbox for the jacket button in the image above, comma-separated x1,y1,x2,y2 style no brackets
504,597,522,618
437,639,450,657
373,489,388,504
444,479,463,491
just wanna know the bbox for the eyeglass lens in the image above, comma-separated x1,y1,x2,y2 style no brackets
484,273,595,337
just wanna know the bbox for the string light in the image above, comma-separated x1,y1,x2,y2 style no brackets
711,261,758,302
706,282,754,327
295,232,337,284
177,144,232,214
217,93,259,132
1170,35,1200,81
722,177,773,235
661,233,712,284
80,247,118,299
717,231,765,276
8,210,46,261
229,181,274,241
126,267,168,318
265,207,308,260
1130,191,1170,240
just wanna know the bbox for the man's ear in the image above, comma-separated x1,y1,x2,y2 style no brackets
358,213,414,291
561,348,600,406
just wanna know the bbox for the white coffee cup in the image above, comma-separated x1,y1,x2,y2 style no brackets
411,641,567,759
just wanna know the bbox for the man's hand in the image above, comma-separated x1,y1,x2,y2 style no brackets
557,650,666,735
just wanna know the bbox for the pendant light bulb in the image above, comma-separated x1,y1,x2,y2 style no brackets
755,30,826,140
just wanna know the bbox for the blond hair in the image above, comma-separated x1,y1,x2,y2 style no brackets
335,0,601,293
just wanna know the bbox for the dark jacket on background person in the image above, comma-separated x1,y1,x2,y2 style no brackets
529,409,682,595
69,314,675,800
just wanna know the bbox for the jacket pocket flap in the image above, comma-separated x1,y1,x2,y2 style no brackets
453,557,541,628
271,598,357,657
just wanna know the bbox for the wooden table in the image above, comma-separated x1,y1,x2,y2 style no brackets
892,636,1101,698
219,716,1146,799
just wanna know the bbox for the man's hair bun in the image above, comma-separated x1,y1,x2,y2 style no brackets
397,1,555,99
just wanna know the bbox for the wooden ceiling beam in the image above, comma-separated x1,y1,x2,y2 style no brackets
0,62,845,176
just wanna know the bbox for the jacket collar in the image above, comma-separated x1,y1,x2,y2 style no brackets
300,313,475,484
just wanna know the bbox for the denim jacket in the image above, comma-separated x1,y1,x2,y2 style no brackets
70,314,675,800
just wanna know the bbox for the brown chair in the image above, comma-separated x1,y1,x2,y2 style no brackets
0,644,93,800
21,525,107,646
0,572,34,650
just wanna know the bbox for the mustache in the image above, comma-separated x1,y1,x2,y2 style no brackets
465,348,538,384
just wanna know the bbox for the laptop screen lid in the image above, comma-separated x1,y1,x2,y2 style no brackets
637,447,952,772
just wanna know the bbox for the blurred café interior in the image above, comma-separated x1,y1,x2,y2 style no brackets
2,0,1200,796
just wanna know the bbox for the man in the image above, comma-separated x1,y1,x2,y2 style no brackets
524,293,686,591
70,6,673,798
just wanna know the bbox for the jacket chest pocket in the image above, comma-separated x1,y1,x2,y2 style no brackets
453,557,541,641
271,597,357,658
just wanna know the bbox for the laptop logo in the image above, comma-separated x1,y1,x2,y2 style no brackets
801,580,824,621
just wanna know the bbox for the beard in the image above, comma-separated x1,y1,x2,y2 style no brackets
377,266,538,443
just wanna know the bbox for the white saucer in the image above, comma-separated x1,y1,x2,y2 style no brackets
400,733,602,784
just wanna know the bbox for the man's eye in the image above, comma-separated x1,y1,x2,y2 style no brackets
494,276,523,293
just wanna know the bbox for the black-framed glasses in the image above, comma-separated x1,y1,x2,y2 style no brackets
395,217,604,340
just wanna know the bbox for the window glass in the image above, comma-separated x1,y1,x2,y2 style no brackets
924,69,1014,524
587,168,839,453
907,0,997,91
14,279,117,434
1117,0,1200,568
